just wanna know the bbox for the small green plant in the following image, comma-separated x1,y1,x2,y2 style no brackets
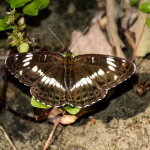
0,0,81,115
139,3,150,27
5,0,50,16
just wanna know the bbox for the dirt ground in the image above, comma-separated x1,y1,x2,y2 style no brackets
1,1,150,150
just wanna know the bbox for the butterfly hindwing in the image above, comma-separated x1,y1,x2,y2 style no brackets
30,66,67,107
68,63,108,107
74,54,136,90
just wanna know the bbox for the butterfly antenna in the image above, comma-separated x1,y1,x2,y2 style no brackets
48,28,65,48
70,27,88,51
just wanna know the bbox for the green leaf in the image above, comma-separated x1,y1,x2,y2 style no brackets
35,0,50,10
0,19,5,31
6,0,32,8
14,13,22,19
130,0,140,6
10,0,26,8
64,105,81,115
139,3,150,13
24,0,32,2
62,53,66,57
23,1,38,16
31,97,51,109
2,16,15,30
146,17,150,28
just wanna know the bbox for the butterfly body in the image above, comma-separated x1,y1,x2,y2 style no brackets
5,51,136,108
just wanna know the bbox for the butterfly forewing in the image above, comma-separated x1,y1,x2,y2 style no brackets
6,52,67,107
74,54,136,90
6,52,64,86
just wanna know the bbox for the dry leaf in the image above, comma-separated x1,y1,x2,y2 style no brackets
106,0,125,58
69,22,114,56
120,0,138,29
131,0,150,57
60,115,78,125
90,118,96,125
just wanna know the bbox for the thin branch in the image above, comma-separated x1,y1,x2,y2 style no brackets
43,117,61,150
5,105,52,122
0,47,14,112
0,125,17,150
124,31,135,51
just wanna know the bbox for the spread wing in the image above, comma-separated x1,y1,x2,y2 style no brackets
74,54,136,89
67,54,136,107
6,51,67,107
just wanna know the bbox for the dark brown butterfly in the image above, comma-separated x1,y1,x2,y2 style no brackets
5,50,136,108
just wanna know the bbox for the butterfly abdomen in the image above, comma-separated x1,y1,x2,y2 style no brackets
64,53,73,92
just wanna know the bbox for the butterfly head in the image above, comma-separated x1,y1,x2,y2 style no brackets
63,50,76,58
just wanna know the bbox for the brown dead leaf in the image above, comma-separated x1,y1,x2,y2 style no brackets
120,0,138,29
68,22,114,56
90,118,96,125
60,115,78,125
130,0,150,57
106,0,125,58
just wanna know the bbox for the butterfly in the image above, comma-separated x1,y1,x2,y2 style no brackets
5,50,136,108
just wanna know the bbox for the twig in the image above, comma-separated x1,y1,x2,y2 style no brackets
124,31,136,51
43,117,61,150
0,47,14,112
6,105,52,122
0,125,17,150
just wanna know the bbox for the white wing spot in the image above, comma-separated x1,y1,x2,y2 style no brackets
44,55,47,60
45,77,51,84
107,61,116,67
122,59,126,62
108,65,115,71
38,69,43,76
49,78,55,85
114,75,117,80
23,62,30,66
98,69,104,75
20,70,23,75
107,57,114,62
86,77,92,84
32,66,38,72
42,76,47,82
23,57,32,62
81,78,87,84
25,53,33,57
92,57,94,63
